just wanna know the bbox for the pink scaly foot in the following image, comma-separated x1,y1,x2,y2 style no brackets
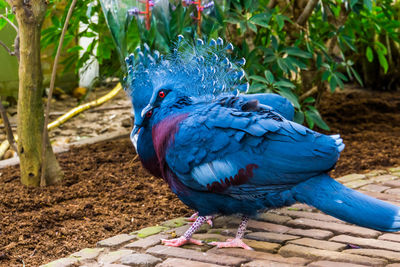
206,216,213,227
209,215,253,250
208,238,253,250
162,216,206,247
161,236,203,246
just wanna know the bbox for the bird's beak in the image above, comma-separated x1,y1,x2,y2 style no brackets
141,104,153,118
130,125,140,151
131,124,141,136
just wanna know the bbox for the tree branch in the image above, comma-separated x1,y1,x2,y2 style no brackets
0,101,17,153
267,0,277,9
296,0,318,26
0,14,19,33
0,40,15,56
40,0,77,187
299,86,318,102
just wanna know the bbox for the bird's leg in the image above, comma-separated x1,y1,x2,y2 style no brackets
209,215,253,250
161,216,206,247
187,212,214,227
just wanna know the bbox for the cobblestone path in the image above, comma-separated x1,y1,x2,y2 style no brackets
42,167,400,267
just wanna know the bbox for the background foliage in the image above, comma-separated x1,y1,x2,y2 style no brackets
0,0,399,129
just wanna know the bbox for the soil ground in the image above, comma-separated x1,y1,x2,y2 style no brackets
1,87,400,266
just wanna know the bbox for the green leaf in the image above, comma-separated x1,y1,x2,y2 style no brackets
249,83,266,92
306,106,330,130
375,41,387,55
294,110,304,124
249,13,271,28
333,74,344,89
287,57,307,70
284,47,312,58
316,53,323,68
350,67,364,86
275,80,295,88
80,31,97,38
247,21,258,33
350,0,358,8
363,0,373,11
275,14,288,30
224,17,241,24
340,35,357,52
67,46,83,53
336,72,348,82
304,110,315,129
270,35,278,50
277,58,288,74
250,75,268,83
264,55,276,63
277,87,300,109
244,0,252,10
366,46,373,62
51,15,60,28
322,70,330,82
329,76,337,92
303,97,315,104
377,53,389,73
264,70,274,83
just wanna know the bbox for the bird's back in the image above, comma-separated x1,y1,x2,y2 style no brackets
150,95,344,215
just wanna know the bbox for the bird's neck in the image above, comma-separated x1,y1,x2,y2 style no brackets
137,129,162,178
152,113,188,163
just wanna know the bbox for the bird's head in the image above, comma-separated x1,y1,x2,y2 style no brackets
131,86,187,136
126,36,250,141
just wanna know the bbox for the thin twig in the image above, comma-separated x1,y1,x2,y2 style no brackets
296,0,318,26
0,101,17,153
299,86,318,102
40,0,77,187
267,0,276,9
0,14,18,32
0,124,16,128
0,40,14,56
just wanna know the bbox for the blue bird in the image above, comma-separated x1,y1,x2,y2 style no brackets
126,38,294,177
132,87,400,250
125,38,295,224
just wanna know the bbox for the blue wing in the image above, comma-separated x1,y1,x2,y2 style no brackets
164,96,343,196
242,93,294,121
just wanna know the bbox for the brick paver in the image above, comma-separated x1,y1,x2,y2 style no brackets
287,218,381,238
41,167,400,267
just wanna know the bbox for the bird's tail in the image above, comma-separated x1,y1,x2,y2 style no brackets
291,173,400,232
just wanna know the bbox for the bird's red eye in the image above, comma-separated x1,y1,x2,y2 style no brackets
158,91,166,98
146,110,153,118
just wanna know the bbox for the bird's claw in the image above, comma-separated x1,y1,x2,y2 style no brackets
208,238,253,250
206,217,213,227
161,236,203,247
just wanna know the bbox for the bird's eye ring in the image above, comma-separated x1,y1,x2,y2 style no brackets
146,110,153,118
158,91,166,98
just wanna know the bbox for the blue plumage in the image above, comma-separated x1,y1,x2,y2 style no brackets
127,37,400,250
127,37,295,178
133,87,400,249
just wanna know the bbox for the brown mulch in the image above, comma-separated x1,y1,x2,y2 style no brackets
0,88,400,266
0,140,192,266
320,89,400,176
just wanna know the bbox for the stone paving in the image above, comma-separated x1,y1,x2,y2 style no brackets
42,167,400,267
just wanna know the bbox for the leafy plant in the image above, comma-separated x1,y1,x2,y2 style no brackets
42,0,121,78
24,0,400,130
